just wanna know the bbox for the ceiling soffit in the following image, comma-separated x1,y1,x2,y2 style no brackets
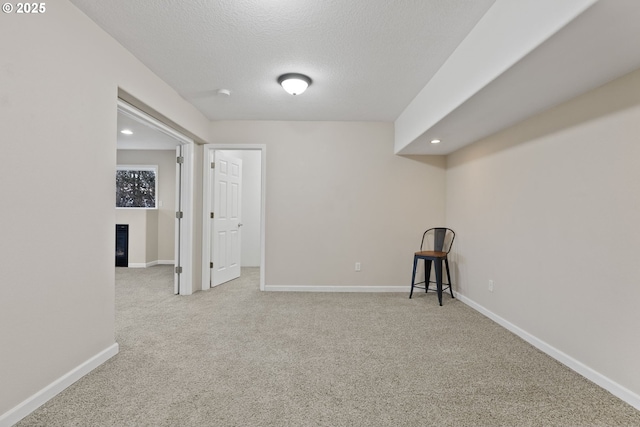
396,0,640,155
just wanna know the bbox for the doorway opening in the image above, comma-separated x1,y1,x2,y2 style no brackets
202,144,266,291
116,100,196,295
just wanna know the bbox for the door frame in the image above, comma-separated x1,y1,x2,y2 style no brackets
117,99,195,295
202,144,266,291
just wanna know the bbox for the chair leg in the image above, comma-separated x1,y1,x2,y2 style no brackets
424,260,432,293
434,259,443,306
410,256,418,299
445,258,454,299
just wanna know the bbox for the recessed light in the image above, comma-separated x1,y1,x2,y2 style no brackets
121,129,133,135
430,139,441,144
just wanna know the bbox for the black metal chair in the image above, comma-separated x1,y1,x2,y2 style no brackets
410,228,455,306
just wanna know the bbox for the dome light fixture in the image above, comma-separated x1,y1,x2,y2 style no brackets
121,129,133,135
430,139,441,144
278,73,312,95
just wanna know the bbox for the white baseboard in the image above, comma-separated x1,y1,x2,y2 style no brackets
456,293,640,411
125,260,174,268
0,343,119,427
127,262,150,268
265,285,408,292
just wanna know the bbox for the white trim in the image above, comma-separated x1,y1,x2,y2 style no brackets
117,101,193,145
174,145,182,295
202,144,266,292
126,262,151,268
0,344,119,427
265,285,409,293
117,99,195,296
456,293,640,411
123,261,156,268
177,143,194,295
119,261,173,268
201,147,214,291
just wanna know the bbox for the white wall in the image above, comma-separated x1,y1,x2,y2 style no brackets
220,150,262,267
0,1,209,420
210,121,446,288
114,209,157,266
446,67,640,403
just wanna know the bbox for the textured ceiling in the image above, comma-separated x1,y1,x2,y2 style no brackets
70,0,496,121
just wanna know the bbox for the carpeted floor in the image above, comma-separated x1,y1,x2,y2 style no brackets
16,266,640,426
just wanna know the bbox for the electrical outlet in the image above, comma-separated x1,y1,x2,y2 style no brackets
488,279,494,292
355,262,361,272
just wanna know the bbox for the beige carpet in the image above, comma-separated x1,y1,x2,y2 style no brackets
16,266,640,426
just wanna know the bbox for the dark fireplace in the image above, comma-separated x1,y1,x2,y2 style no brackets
115,224,129,267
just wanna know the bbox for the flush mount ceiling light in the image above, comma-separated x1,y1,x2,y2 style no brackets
278,73,312,95
430,139,441,144
120,129,133,135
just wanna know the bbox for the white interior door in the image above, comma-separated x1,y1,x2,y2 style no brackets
174,145,182,294
211,152,242,287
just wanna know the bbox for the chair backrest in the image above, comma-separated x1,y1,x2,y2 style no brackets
420,228,455,253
